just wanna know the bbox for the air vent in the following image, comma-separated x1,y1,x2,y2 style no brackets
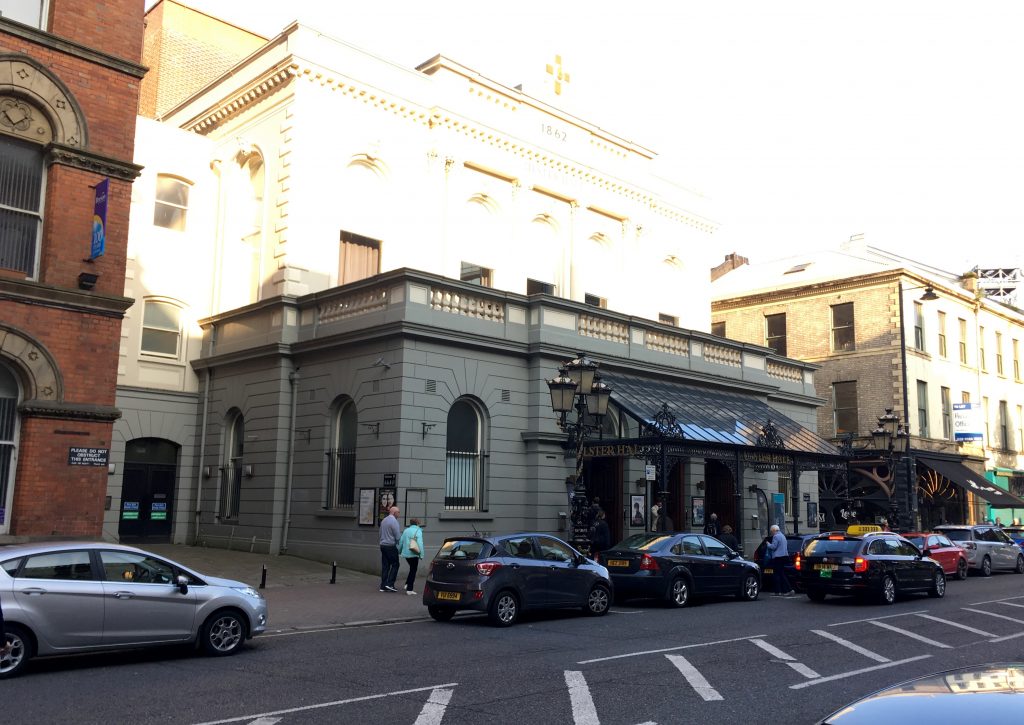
426,380,437,393
501,389,511,402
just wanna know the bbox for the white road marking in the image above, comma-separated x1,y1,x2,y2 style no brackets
828,610,927,627
413,688,454,725
914,613,995,637
811,629,890,663
969,595,1024,606
262,620,416,638
665,654,723,701
868,620,951,648
790,655,932,690
190,683,459,725
989,630,1024,643
997,601,1024,610
962,607,1024,625
608,609,645,614
247,719,281,725
749,638,819,678
565,670,600,725
577,633,767,664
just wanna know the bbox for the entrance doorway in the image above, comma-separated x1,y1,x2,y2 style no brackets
585,457,623,545
119,438,178,543
704,459,735,531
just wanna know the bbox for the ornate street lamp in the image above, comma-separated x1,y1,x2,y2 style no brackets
546,353,612,554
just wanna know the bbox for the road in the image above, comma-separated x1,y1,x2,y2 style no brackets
7,572,1024,724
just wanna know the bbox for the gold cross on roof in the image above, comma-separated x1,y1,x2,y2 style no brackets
545,54,570,96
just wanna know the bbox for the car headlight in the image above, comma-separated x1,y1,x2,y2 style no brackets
232,586,264,599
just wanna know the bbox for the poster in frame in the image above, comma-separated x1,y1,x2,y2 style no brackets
692,496,705,527
629,494,646,528
358,488,376,526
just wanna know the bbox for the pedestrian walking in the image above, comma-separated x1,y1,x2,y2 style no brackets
717,524,741,553
765,524,793,597
398,518,425,595
379,505,401,592
591,510,611,557
703,512,720,537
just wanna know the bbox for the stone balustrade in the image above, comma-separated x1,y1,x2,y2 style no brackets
646,330,690,357
578,313,629,344
430,286,505,322
704,342,742,367
319,286,389,323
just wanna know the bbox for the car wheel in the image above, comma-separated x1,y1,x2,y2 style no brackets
584,584,611,616
667,576,690,608
1015,555,1024,574
737,573,759,601
879,574,897,605
200,610,247,656
956,558,968,581
928,570,946,598
427,606,455,622
806,590,827,603
488,590,519,627
0,624,33,679
981,556,993,577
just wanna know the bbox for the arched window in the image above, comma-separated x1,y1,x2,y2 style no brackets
445,398,487,511
326,398,357,508
153,174,191,231
220,410,244,519
0,362,20,533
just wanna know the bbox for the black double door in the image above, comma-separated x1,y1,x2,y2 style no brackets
118,438,178,542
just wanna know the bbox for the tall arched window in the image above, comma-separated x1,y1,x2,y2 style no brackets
220,410,244,519
326,398,357,508
0,362,19,532
445,398,487,511
0,133,45,277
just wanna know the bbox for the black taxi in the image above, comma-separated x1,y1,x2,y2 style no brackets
799,526,946,605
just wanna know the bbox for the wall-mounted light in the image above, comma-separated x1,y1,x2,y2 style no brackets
421,422,436,439
77,272,99,290
363,422,380,438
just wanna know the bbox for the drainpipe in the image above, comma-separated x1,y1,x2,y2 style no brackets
897,279,914,529
193,368,211,545
280,365,299,553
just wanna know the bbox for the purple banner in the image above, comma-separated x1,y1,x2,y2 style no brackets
91,178,108,259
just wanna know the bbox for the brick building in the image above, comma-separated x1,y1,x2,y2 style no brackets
0,0,144,538
712,238,1024,530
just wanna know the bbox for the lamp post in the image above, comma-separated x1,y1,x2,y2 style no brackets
547,353,612,554
871,409,910,528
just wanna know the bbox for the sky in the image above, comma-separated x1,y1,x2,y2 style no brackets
165,1,1024,276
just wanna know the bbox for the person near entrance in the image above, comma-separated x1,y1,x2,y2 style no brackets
379,506,401,592
717,524,741,553
766,524,794,597
591,510,611,557
703,512,720,537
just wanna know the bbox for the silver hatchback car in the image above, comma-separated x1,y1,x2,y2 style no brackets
0,542,268,678
934,525,1024,576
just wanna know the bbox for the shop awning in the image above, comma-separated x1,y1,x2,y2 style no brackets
917,455,1024,508
601,371,841,456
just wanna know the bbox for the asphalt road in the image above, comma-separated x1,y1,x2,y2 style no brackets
7,572,1024,724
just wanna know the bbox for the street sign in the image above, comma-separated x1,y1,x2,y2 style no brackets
644,464,656,481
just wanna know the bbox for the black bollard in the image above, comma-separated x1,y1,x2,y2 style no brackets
259,564,267,590
330,561,337,584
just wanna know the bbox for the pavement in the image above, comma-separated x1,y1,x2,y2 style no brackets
145,543,428,633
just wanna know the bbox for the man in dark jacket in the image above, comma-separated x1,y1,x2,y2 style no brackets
703,512,720,537
591,510,611,556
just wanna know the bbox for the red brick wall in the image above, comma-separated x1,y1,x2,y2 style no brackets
49,0,144,64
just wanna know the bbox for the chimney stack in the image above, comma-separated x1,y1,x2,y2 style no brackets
711,252,749,281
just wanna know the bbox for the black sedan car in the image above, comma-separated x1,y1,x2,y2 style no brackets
800,531,946,604
422,533,612,627
598,532,760,607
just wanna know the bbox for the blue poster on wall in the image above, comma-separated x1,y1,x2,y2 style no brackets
90,178,109,259
771,492,786,532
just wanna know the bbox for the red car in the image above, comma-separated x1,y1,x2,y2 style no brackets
903,531,968,580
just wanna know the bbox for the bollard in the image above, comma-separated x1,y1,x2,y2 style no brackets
259,564,267,590
330,561,337,584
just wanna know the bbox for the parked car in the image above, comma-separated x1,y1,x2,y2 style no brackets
598,532,760,607
751,533,817,592
818,663,1024,723
1002,526,1024,551
934,524,1024,576
901,531,969,580
0,542,268,679
422,533,611,627
799,531,945,604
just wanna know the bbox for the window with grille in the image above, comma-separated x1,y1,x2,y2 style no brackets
338,230,381,285
140,300,182,358
325,399,357,508
831,302,855,352
445,399,486,511
765,313,786,355
219,412,244,519
153,175,190,231
0,135,44,277
832,381,858,435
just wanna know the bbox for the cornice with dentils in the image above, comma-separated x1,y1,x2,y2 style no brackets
184,58,717,234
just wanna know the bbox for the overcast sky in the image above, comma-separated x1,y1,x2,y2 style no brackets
169,1,1024,275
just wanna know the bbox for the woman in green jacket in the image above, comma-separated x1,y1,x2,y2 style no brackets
398,519,425,594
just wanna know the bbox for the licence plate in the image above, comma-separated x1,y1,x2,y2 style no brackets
763,568,774,575
436,591,461,601
606,559,630,567
819,570,833,579
814,563,838,571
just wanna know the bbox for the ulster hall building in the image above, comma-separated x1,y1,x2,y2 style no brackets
110,2,842,569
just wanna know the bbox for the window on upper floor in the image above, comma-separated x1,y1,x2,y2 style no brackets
979,326,987,371
913,302,925,351
711,321,726,337
1014,339,1021,381
0,0,47,29
460,262,492,287
140,300,182,359
527,278,555,295
0,134,44,278
831,302,855,352
585,293,608,309
832,381,858,435
917,380,929,437
937,311,947,357
941,386,952,440
958,318,968,364
338,230,381,285
999,400,1010,450
153,175,190,231
996,332,1004,376
659,313,679,327
765,313,786,355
